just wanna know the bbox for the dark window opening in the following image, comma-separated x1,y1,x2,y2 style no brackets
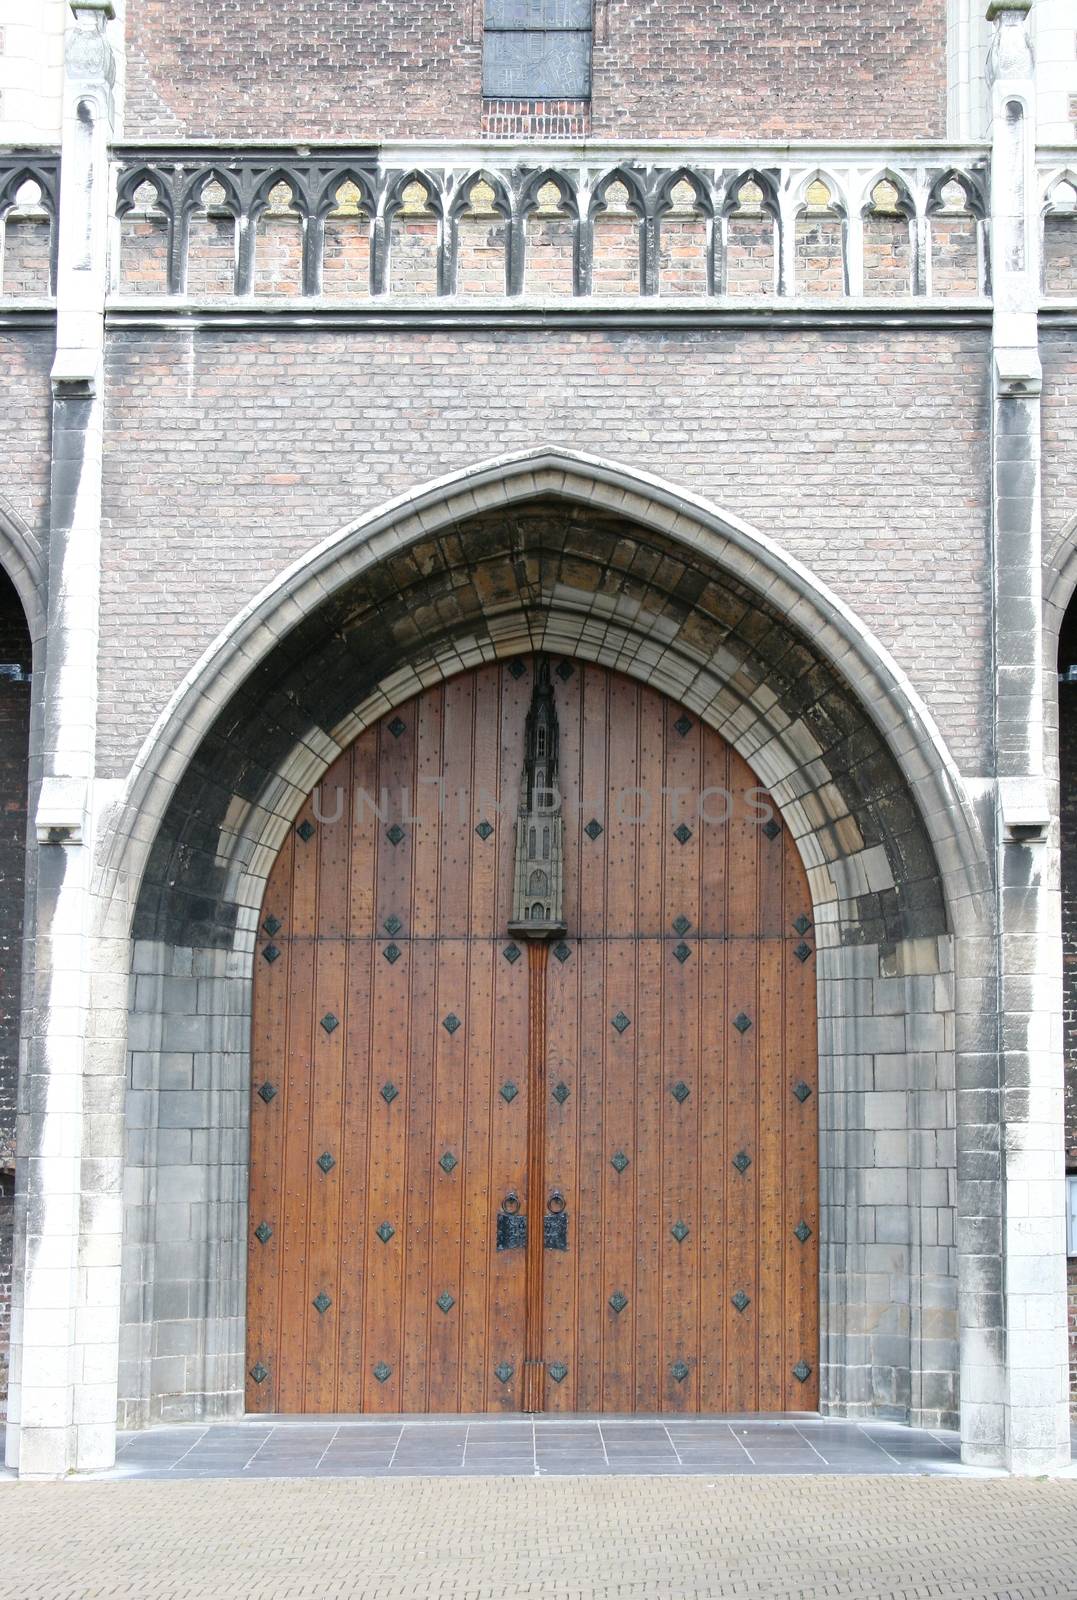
483,1,593,100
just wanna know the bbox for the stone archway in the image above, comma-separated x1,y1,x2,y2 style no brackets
98,450,988,1435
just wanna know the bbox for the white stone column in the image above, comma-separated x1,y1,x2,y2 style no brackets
0,0,66,143
960,0,1071,1475
948,0,993,139
4,0,120,1479
1032,0,1077,144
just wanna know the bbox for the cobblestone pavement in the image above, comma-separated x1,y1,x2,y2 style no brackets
101,1415,974,1479
2,1474,1077,1599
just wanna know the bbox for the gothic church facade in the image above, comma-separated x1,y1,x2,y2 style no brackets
0,0,1075,1476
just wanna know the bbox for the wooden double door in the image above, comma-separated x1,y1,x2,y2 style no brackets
246,659,818,1414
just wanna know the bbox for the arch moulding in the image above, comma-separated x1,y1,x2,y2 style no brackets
95,448,991,1446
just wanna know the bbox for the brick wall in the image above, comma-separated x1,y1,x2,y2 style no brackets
0,331,55,538
98,326,990,781
0,568,31,1417
1044,336,1077,567
1045,216,1077,297
123,0,947,142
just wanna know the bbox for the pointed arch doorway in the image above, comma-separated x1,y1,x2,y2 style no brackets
245,657,819,1414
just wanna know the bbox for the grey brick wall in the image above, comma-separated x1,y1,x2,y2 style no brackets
1043,333,1077,558
98,326,992,783
0,332,55,542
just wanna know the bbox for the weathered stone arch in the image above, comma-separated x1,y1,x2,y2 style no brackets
100,448,988,1434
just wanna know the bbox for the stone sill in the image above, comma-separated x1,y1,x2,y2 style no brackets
110,136,993,162
104,294,993,315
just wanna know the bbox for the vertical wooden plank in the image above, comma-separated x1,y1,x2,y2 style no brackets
303,748,351,1412
572,665,608,1413
783,833,819,1408
337,738,377,1411
658,696,704,1410
696,726,730,1411
459,668,500,1412
363,711,415,1413
485,665,530,1411
631,686,665,1411
724,748,761,1411
398,691,440,1411
598,672,637,1412
275,796,320,1412
245,835,294,1412
426,676,475,1409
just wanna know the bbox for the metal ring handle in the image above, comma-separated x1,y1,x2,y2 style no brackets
546,1190,566,1215
502,1191,521,1215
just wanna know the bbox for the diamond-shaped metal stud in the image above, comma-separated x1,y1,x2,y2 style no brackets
548,1361,569,1382
674,714,693,737
792,914,812,935
321,1013,339,1034
384,914,402,936
386,823,405,847
436,1291,455,1314
793,1080,813,1103
475,820,493,840
794,1221,812,1243
794,942,812,963
254,1221,272,1245
732,1290,750,1313
373,1361,392,1383
611,1011,631,1034
380,1082,399,1105
584,818,604,841
262,944,281,963
673,942,691,964
672,914,691,935
552,1081,570,1104
609,1291,628,1314
611,1151,630,1173
443,1013,461,1035
317,1151,336,1174
313,1291,331,1315
439,1151,458,1174
555,661,574,681
553,941,571,963
671,1360,690,1383
257,1081,277,1104
733,1012,751,1033
296,819,315,842
673,822,693,845
388,717,406,739
763,817,781,840
793,1360,812,1383
503,943,521,965
671,1220,689,1242
263,915,282,937
376,1221,395,1243
250,1361,269,1385
671,1080,690,1103
732,1150,751,1173
383,943,401,964
508,660,526,680
494,1360,514,1382
500,1081,518,1103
